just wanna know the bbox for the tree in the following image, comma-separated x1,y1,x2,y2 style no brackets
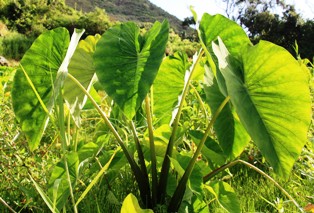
182,16,195,28
217,0,314,59
0,0,112,38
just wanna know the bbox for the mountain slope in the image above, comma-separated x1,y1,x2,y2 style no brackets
65,0,189,34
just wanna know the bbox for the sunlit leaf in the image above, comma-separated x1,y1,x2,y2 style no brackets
153,52,187,125
143,124,172,158
203,65,250,159
64,34,101,126
12,28,69,151
94,21,169,119
191,196,208,212
11,28,84,151
199,14,251,96
199,14,250,61
213,38,311,177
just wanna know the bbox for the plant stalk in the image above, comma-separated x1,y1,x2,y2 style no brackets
202,159,304,212
129,120,152,206
158,49,204,203
67,73,152,207
129,121,149,180
57,91,77,213
190,83,209,123
145,95,158,206
168,96,230,212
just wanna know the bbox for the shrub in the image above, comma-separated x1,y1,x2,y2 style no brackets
77,7,112,37
167,29,200,57
2,32,34,60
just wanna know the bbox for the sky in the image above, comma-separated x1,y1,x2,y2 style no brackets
149,0,314,21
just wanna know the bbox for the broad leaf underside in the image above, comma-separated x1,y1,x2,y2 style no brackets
12,28,69,151
214,39,311,177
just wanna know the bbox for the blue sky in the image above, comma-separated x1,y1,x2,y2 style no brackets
149,0,314,20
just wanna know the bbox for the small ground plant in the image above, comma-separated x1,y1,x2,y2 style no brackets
5,11,313,212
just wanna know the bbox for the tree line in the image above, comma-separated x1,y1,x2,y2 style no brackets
183,0,314,60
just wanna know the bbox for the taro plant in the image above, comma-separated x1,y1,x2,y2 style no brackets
11,12,311,212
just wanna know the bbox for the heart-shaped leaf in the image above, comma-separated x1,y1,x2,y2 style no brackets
213,38,311,177
12,28,84,151
64,34,101,126
12,28,70,151
153,52,187,125
94,21,169,120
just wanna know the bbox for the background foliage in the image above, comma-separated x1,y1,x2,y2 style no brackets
221,0,314,60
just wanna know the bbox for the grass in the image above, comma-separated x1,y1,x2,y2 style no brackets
77,165,139,212
231,165,299,212
0,64,314,212
207,145,314,212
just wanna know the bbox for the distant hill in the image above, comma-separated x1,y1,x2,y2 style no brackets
65,0,191,35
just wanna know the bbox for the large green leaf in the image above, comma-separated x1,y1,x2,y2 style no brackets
94,21,169,120
12,28,69,151
205,181,240,213
204,65,250,159
213,39,311,177
64,34,101,126
11,28,84,151
153,52,187,125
